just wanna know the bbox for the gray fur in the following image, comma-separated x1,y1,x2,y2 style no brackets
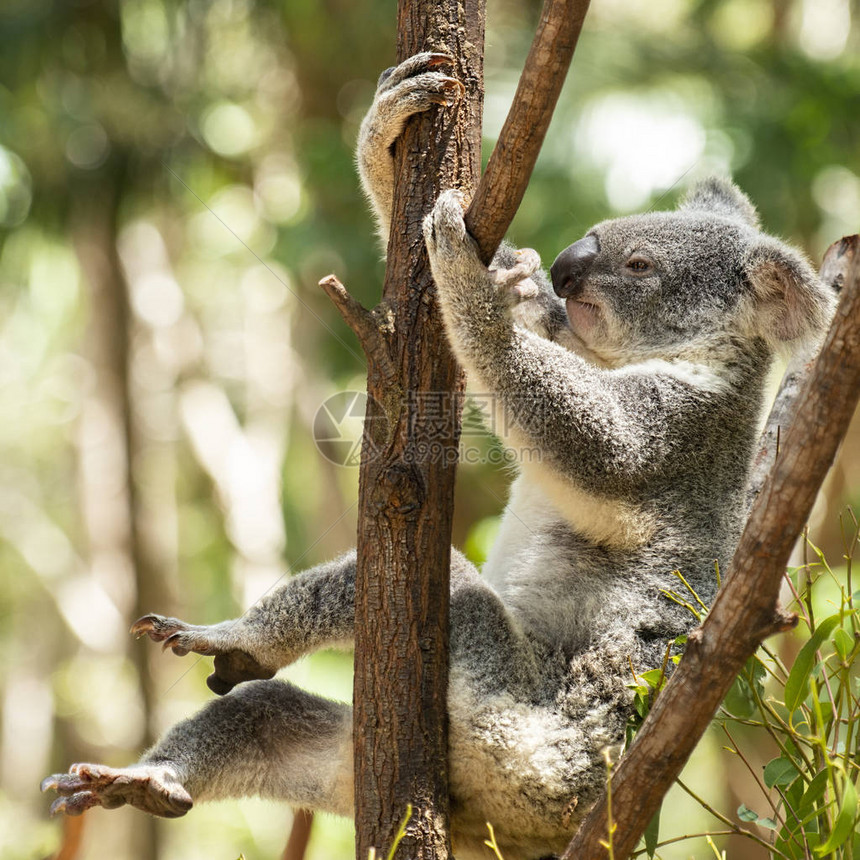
43,55,835,860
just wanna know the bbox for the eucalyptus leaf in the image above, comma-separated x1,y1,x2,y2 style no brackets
833,627,854,660
644,804,660,858
785,615,843,713
814,777,857,856
738,803,759,822
764,757,800,789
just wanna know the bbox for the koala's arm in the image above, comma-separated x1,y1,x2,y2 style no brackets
357,53,463,243
133,551,356,695
356,57,569,344
424,192,723,494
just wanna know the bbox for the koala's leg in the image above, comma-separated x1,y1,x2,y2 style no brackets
43,680,353,819
357,52,463,241
448,549,543,698
133,551,356,695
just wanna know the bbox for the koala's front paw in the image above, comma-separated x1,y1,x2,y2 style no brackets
359,53,463,174
359,53,464,240
42,763,192,819
492,249,543,308
424,190,541,309
131,614,276,695
423,188,479,269
371,52,464,125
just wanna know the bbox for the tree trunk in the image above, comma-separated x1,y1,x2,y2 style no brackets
71,158,161,860
350,2,485,859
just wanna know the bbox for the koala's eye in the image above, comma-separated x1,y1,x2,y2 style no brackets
625,256,654,276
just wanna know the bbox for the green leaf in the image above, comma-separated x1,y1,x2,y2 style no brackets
814,777,857,856
723,656,767,718
764,757,800,789
785,614,843,712
724,675,756,718
644,804,661,858
738,803,759,822
797,770,830,817
748,657,766,699
640,668,666,688
833,627,854,660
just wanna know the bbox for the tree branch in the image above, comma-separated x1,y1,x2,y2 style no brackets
464,0,592,265
317,274,396,379
561,240,860,860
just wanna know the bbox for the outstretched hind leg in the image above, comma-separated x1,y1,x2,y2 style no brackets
43,680,353,819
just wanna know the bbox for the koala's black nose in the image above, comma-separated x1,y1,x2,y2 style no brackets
550,235,600,298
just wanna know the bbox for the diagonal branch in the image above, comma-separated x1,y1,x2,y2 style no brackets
464,0,592,265
561,240,860,859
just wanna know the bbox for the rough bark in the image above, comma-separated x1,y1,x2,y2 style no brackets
331,1,595,856
561,240,860,859
348,2,485,858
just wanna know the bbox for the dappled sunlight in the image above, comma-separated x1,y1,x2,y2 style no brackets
0,0,857,857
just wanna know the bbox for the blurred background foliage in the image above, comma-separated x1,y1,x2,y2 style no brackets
0,0,858,858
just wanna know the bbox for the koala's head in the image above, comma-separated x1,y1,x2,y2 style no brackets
550,178,835,367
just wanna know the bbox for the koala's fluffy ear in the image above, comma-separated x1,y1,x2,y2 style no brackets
679,177,760,228
740,237,835,347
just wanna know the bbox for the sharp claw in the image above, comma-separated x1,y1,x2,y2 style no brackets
49,797,68,816
163,633,189,656
41,775,59,793
130,615,158,637
426,53,455,69
49,793,92,817
444,79,465,98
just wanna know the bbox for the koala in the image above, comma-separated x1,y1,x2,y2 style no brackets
42,54,835,860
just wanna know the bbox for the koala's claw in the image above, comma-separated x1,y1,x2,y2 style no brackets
131,613,276,694
131,614,216,655
377,52,456,91
371,54,464,127
42,763,193,819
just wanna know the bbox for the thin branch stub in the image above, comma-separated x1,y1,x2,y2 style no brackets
318,274,393,375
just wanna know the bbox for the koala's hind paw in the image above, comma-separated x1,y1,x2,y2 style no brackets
131,614,276,695
42,763,192,819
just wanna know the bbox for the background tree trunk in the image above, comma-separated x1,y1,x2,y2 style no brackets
350,2,485,859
